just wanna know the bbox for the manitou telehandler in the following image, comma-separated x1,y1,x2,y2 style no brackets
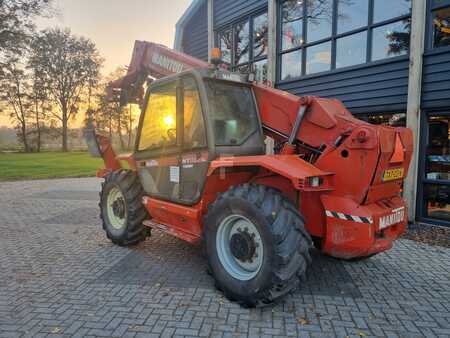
85,41,413,306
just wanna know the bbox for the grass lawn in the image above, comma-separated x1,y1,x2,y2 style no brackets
0,152,103,181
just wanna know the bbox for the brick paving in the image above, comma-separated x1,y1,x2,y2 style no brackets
0,177,449,338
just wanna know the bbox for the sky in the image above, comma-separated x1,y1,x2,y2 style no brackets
39,0,193,74
0,0,193,127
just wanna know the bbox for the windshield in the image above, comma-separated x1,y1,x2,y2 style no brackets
205,80,260,146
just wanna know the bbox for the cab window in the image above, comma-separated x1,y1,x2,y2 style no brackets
139,82,177,151
205,80,259,146
183,78,207,149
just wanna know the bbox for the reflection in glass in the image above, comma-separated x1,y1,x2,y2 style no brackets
237,64,250,74
254,13,269,58
372,20,411,61
373,0,411,23
183,78,206,149
205,80,260,146
432,6,450,48
281,50,302,80
253,59,268,83
424,184,450,222
306,42,331,74
235,21,249,65
426,115,450,181
337,0,369,34
336,31,367,68
219,29,232,64
306,0,333,42
282,19,303,50
281,0,303,50
282,0,303,22
359,113,406,127
139,83,177,150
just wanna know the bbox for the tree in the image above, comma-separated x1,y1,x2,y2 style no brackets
29,28,103,151
0,0,53,61
89,67,136,150
28,71,51,152
0,56,32,152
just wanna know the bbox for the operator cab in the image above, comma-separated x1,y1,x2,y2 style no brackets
134,69,265,205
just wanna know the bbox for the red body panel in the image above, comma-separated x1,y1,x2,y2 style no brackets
96,41,414,259
208,155,333,191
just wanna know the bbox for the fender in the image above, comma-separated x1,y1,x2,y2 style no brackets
207,154,334,192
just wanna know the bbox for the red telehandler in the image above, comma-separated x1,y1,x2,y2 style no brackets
85,41,413,306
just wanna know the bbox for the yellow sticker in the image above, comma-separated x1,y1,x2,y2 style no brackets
383,167,404,182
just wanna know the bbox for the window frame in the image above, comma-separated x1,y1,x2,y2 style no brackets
417,110,450,227
277,0,412,82
426,0,450,51
135,76,208,159
215,9,268,76
182,76,208,151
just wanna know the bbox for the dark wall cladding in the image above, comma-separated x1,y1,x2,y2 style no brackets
422,49,450,110
182,1,208,61
214,0,267,28
276,57,410,114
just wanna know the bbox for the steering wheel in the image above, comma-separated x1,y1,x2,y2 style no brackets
167,128,176,142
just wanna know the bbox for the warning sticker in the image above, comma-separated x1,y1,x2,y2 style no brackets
169,166,180,183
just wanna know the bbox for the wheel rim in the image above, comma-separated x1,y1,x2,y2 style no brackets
106,186,127,230
216,214,264,281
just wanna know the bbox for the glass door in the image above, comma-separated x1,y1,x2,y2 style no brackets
418,112,450,226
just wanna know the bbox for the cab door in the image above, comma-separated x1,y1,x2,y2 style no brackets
135,80,182,202
179,77,209,204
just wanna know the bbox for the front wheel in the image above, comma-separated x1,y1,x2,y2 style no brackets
204,184,312,307
100,170,149,246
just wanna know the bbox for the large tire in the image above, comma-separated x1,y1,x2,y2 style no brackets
100,170,149,246
204,184,312,307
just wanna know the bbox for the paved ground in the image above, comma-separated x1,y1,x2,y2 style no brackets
0,178,449,338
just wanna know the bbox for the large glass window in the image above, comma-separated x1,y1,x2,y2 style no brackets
372,19,411,61
358,112,406,127
219,29,232,64
421,114,450,224
216,11,268,82
336,31,367,68
281,0,303,50
306,42,331,74
423,184,450,222
278,0,411,81
281,49,302,81
337,0,369,34
235,21,250,65
139,83,177,151
425,115,450,181
373,0,411,24
254,13,269,58
432,6,450,48
183,78,206,149
306,0,333,43
253,59,268,83
205,81,260,146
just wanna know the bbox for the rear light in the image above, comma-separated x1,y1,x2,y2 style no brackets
309,176,323,187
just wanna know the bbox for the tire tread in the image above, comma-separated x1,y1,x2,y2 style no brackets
204,183,312,307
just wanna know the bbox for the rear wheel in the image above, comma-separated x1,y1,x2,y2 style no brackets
204,184,312,307
100,170,149,246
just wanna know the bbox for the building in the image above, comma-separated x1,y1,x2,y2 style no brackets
174,0,450,228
